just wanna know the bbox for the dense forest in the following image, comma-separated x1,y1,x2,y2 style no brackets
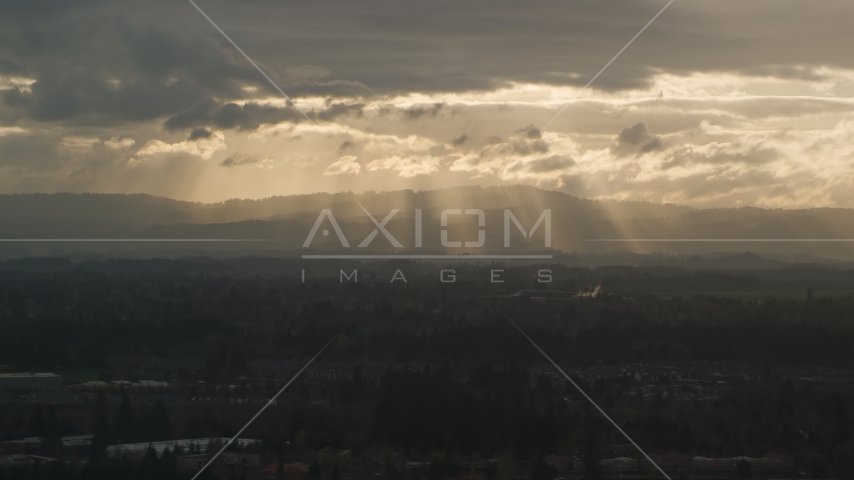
1,257,854,479
2,257,854,369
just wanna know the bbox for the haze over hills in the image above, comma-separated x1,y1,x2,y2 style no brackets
2,186,854,261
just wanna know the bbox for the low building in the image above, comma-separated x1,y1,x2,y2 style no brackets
176,451,260,471
178,454,213,471
578,454,793,478
223,452,260,468
106,438,261,460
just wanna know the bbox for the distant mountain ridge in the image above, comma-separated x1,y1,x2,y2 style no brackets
0,187,695,227
2,186,854,260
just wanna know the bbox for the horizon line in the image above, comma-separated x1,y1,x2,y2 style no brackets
3,238,854,243
301,254,554,259
3,188,854,211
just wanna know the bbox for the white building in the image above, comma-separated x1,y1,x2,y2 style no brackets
106,438,260,459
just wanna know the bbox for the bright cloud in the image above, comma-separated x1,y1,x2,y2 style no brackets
366,155,441,177
323,155,361,176
5,0,854,206
104,136,136,149
133,131,226,163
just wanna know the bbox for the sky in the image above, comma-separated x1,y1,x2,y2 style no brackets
1,0,854,207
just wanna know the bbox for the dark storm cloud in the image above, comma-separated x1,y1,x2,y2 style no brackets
511,139,549,156
3,0,854,129
0,59,22,75
164,100,366,132
209,103,297,131
618,123,653,146
403,103,444,120
160,0,854,95
4,0,854,114
450,134,469,146
220,153,261,168
612,123,664,157
0,19,259,126
187,127,212,141
0,0,112,18
119,24,260,92
12,70,216,123
317,102,364,121
498,126,549,156
518,126,542,140
640,137,664,154
506,155,575,174
163,100,303,131
0,10,372,131
284,80,373,99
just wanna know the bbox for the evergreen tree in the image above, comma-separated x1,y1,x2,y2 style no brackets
91,392,110,459
30,403,44,438
113,395,135,442
143,399,172,442
44,405,60,452
581,413,601,480
308,460,321,479
736,459,753,479
532,460,557,480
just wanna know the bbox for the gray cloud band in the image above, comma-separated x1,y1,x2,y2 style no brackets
542,0,675,130
2,0,852,207
188,0,341,149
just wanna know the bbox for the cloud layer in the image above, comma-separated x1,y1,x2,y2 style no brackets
2,0,854,206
